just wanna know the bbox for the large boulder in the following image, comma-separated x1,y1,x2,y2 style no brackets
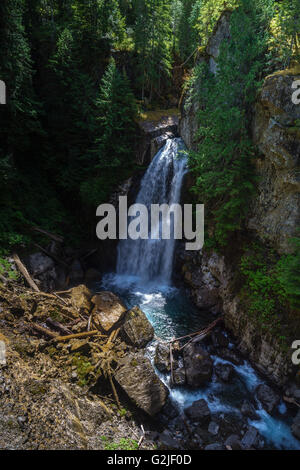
67,285,93,317
27,252,64,292
121,306,154,348
91,292,127,333
183,339,213,387
114,353,169,416
154,342,170,373
256,384,280,415
184,399,211,424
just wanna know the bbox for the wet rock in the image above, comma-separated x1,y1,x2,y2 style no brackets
173,367,186,386
121,306,154,348
218,348,243,366
291,410,300,440
184,399,211,424
204,443,224,450
114,352,168,416
150,132,175,161
91,291,127,333
158,430,182,450
183,338,213,387
241,400,259,420
241,426,259,449
211,330,229,349
215,363,235,383
154,342,170,373
256,384,280,415
225,434,242,450
162,400,179,420
208,421,219,436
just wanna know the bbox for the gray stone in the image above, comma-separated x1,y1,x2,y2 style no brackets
241,426,259,449
173,367,186,386
215,363,235,383
256,384,280,415
121,306,154,348
184,399,211,424
183,339,213,387
154,342,170,372
208,421,219,436
114,353,169,416
225,434,242,450
241,400,259,420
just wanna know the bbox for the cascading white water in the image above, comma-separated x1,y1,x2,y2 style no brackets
116,138,187,283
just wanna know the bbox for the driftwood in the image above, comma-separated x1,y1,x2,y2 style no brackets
283,396,300,408
138,425,145,449
31,226,64,243
109,373,121,410
170,316,223,344
80,249,97,262
0,273,8,283
13,253,40,292
53,292,68,305
46,317,72,336
53,330,105,342
31,322,58,339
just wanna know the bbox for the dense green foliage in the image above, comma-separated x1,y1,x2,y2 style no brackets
189,0,270,246
0,0,299,327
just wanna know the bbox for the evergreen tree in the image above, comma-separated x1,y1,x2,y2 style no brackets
134,0,172,101
80,58,137,205
189,0,270,246
177,0,194,60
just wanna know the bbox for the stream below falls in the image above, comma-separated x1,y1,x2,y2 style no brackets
99,138,300,450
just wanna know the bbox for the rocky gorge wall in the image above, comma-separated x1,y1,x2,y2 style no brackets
178,13,300,386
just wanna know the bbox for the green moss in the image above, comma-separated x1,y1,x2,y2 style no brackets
72,353,94,387
103,438,139,451
238,241,299,348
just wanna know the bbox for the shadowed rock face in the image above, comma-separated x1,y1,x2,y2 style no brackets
136,115,179,165
114,353,169,416
249,70,300,254
183,339,213,387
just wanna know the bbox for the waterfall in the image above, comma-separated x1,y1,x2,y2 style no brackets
116,138,187,284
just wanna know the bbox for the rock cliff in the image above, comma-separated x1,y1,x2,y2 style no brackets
178,12,300,385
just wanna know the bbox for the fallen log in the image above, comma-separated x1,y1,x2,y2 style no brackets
30,226,64,243
170,316,223,344
31,322,58,339
283,396,300,408
46,317,72,336
0,273,8,283
13,253,40,292
53,330,105,342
